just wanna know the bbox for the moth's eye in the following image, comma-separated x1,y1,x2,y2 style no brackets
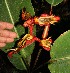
27,37,30,40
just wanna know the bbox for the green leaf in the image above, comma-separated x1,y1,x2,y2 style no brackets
0,0,35,70
0,0,35,52
48,30,70,73
45,0,63,6
0,0,25,52
8,54,27,70
20,43,35,58
23,0,35,16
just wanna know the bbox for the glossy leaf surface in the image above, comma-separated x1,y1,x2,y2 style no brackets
48,30,70,73
8,53,27,70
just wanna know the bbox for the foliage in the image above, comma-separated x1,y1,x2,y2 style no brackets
0,0,70,73
45,0,63,6
0,0,35,70
48,30,70,73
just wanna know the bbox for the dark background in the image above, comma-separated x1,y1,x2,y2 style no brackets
0,0,70,73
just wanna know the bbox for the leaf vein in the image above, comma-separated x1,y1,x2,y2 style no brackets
5,0,19,38
55,56,70,61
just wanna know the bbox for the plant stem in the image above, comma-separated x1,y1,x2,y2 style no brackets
50,5,53,15
32,59,58,72
32,48,42,72
32,61,48,72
